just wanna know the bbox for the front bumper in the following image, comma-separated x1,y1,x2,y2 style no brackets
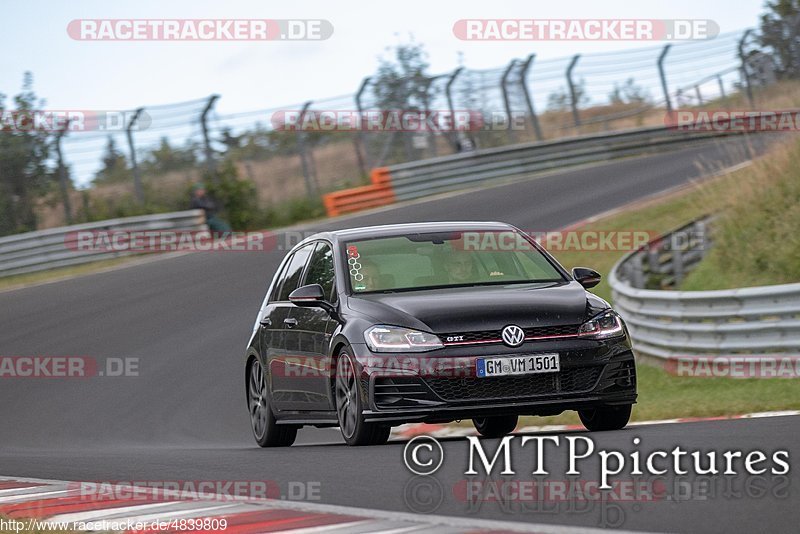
348,337,637,424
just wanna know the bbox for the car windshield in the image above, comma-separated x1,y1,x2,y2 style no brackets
344,230,565,293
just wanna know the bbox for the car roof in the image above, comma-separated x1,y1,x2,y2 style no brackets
298,221,516,247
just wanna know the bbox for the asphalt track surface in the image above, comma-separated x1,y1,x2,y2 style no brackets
1,136,797,532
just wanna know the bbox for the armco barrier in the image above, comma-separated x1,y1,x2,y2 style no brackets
323,167,394,216
323,122,770,216
0,210,207,278
609,217,800,376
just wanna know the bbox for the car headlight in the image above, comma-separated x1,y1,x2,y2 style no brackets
578,310,625,339
364,325,444,352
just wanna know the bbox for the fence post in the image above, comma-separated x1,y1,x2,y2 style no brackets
566,54,581,127
54,122,73,225
126,108,145,205
445,67,463,151
297,101,318,198
520,53,543,141
354,77,370,176
200,94,220,178
717,75,726,99
500,59,519,142
738,29,755,108
694,85,703,105
421,75,439,157
658,44,672,113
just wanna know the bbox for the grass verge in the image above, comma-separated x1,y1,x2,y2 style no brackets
680,136,800,290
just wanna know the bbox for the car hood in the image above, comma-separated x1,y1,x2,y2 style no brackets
347,281,601,333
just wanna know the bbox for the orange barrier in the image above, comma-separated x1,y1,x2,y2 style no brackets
322,167,396,217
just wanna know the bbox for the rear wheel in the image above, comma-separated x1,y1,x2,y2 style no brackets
335,349,390,446
472,415,519,438
578,405,632,432
248,357,297,447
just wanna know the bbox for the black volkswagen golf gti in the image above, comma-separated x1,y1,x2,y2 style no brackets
245,222,637,446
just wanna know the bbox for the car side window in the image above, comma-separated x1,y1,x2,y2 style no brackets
303,242,335,301
268,253,294,303
277,245,314,301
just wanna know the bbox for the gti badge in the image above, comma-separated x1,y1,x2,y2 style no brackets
501,325,525,347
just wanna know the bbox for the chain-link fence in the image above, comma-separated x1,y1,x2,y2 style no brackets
13,28,781,231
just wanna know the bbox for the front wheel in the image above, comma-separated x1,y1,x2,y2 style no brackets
335,349,390,446
248,357,297,447
472,415,518,438
578,405,632,432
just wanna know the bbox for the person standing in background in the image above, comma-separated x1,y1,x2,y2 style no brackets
189,182,231,234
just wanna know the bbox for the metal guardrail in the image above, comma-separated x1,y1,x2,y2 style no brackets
0,210,207,278
609,217,800,365
385,124,751,202
323,122,766,216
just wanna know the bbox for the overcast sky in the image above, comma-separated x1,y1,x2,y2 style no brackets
2,0,768,116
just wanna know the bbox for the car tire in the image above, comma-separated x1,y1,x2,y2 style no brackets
248,357,297,447
335,348,390,446
472,415,519,438
578,404,632,432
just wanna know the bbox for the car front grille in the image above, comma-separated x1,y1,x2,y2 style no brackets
441,324,581,345
423,365,603,401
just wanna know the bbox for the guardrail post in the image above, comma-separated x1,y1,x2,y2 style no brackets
738,29,755,108
520,53,543,141
54,122,73,225
445,67,464,151
717,75,727,99
297,101,319,198
566,54,581,127
126,108,145,205
657,45,672,113
354,77,370,176
501,59,519,142
200,94,220,179
670,233,686,285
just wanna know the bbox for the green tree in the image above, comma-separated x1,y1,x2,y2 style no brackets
759,0,800,79
0,72,55,235
372,39,434,111
143,137,198,174
93,136,131,184
547,79,590,111
608,78,651,105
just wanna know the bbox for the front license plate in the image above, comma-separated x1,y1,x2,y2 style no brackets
476,354,560,378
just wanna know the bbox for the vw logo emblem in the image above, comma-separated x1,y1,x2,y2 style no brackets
501,325,525,347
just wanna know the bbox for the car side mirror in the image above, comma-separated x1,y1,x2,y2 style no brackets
572,267,601,289
289,284,336,315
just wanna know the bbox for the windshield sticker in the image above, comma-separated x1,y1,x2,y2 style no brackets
347,246,365,290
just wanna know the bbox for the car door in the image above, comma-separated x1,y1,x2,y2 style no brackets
265,244,314,411
284,241,337,411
